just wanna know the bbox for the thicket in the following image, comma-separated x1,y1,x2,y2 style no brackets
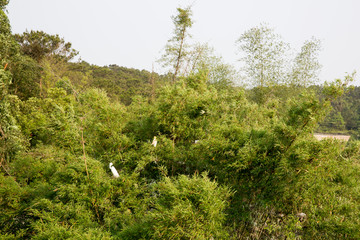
1,3,360,239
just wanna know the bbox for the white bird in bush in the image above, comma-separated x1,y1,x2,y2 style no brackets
152,136,157,147
109,162,119,178
297,212,307,222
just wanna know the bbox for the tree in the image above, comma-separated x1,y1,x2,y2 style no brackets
237,24,324,103
0,8,18,62
236,23,288,88
14,30,78,63
0,8,10,34
7,55,42,99
159,6,193,83
184,43,239,88
290,37,321,87
13,31,79,97
0,8,43,100
0,0,8,10
0,6,27,165
0,70,27,172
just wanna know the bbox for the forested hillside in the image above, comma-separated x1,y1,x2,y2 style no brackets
1,2,360,239
318,86,360,135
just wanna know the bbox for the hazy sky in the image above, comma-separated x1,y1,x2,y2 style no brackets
7,0,360,84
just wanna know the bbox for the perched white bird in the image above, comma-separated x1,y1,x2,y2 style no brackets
109,162,120,178
194,140,199,144
200,110,206,115
152,136,157,147
297,212,307,222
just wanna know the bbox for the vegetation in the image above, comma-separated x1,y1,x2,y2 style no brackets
1,2,360,239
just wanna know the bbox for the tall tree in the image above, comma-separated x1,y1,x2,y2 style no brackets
0,8,25,166
0,5,16,61
159,6,193,83
185,43,239,88
289,37,321,87
14,31,78,97
14,30,78,63
237,24,324,103
236,23,288,88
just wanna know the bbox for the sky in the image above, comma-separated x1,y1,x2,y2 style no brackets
7,0,360,84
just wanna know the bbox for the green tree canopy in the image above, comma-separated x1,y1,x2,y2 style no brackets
159,6,193,82
14,30,78,62
237,23,288,88
0,0,9,10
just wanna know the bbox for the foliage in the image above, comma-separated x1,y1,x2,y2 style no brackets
1,8,43,100
149,173,231,239
290,37,322,87
0,0,8,10
236,24,323,104
0,8,10,34
0,70,27,174
8,54,42,99
2,5,360,240
14,30,78,62
159,6,193,82
185,43,240,88
237,23,289,88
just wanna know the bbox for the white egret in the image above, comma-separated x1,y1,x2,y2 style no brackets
109,162,120,178
297,212,306,222
152,136,157,147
